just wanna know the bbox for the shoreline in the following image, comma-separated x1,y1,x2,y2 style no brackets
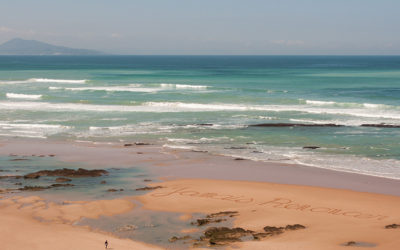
1,138,399,196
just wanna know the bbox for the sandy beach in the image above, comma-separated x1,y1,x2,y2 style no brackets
1,139,400,249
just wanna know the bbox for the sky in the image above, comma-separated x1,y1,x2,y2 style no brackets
0,0,400,55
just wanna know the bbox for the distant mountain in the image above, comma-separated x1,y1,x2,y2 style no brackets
0,38,104,55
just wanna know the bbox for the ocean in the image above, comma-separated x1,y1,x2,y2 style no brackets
0,55,399,179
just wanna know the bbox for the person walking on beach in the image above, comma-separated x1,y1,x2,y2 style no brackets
105,240,108,249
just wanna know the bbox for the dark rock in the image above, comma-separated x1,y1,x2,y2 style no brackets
252,232,272,240
385,224,400,229
196,123,213,126
285,224,306,230
361,124,400,128
124,143,133,147
107,188,124,192
135,142,151,146
303,146,320,149
169,235,192,243
48,154,55,157
15,182,22,185
224,147,248,150
135,186,163,191
100,180,107,184
249,123,343,127
263,226,284,235
19,186,49,191
345,241,357,246
24,168,108,179
50,183,74,188
234,158,245,161
10,158,30,161
143,179,152,182
55,177,72,183
203,227,253,245
0,175,22,180
191,211,238,226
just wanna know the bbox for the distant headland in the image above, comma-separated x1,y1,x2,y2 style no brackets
0,38,104,55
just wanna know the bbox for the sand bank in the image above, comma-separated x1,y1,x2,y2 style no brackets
138,179,400,249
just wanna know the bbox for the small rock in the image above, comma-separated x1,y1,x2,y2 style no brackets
303,146,320,150
385,224,400,229
143,179,152,182
100,180,107,184
234,158,245,161
345,241,357,246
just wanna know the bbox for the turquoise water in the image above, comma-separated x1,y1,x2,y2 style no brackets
0,56,399,178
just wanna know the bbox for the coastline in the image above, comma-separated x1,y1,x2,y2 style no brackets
1,138,400,249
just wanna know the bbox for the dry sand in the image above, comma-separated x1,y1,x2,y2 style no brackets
1,139,400,249
138,179,400,250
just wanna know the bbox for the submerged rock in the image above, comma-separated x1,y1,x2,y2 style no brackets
55,177,72,183
361,124,400,128
24,168,108,179
303,146,320,149
169,235,192,243
9,158,30,161
191,211,239,226
249,123,343,127
135,186,163,191
116,224,137,232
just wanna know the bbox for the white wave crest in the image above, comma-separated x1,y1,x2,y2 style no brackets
59,86,159,93
30,78,87,84
305,99,395,110
0,78,87,84
6,93,42,100
160,83,208,89
0,101,400,120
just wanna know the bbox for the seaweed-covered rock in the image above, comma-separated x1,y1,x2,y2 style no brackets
204,227,253,245
24,168,108,179
263,226,284,234
285,224,306,230
191,211,238,226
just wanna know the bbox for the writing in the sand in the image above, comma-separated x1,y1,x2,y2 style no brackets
151,186,389,221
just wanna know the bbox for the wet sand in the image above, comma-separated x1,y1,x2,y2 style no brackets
1,138,400,249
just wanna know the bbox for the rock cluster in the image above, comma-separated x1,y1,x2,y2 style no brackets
24,168,108,179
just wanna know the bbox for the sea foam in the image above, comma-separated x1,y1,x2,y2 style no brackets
6,93,42,100
0,78,87,84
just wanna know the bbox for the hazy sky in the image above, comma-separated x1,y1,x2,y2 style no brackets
1,0,399,55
